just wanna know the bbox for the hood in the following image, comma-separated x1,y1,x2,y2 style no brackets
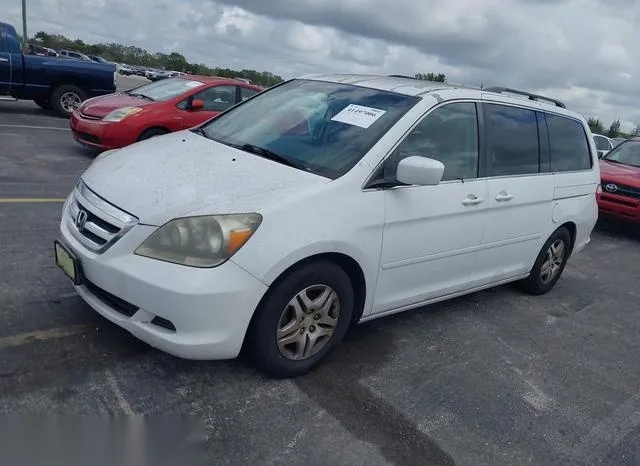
81,131,329,225
79,93,154,118
599,159,640,187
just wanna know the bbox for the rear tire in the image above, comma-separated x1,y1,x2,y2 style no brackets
51,85,86,118
33,98,52,110
138,128,169,141
520,227,571,295
248,261,354,378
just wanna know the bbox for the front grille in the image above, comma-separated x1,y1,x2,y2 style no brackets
65,181,138,253
84,280,139,317
601,180,640,200
79,110,102,121
75,131,101,145
600,195,638,208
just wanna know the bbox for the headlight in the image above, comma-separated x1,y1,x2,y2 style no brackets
103,107,142,122
135,214,262,267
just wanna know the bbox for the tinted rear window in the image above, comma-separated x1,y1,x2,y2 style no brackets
485,104,540,176
546,114,592,172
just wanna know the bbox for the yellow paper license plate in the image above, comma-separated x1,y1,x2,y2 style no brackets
54,241,78,284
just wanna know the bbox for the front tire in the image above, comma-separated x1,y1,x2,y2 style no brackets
138,128,169,141
248,261,354,378
51,85,86,117
520,227,571,295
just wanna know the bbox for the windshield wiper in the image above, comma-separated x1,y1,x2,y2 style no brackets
191,127,208,138
232,143,307,171
126,91,155,101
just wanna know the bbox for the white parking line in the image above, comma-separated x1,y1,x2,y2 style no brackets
0,124,70,131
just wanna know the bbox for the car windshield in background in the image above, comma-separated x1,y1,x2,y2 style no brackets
199,79,419,179
603,140,640,167
127,78,203,102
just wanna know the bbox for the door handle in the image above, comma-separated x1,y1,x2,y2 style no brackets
462,194,483,206
0,58,9,62
495,191,514,202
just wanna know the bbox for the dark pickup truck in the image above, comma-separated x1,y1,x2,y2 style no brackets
0,22,117,117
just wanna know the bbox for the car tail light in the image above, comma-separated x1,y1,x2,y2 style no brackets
596,184,602,196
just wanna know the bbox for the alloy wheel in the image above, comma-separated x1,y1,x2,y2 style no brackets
540,239,565,284
60,92,82,113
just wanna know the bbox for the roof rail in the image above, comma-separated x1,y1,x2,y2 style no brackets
483,87,566,109
387,74,418,79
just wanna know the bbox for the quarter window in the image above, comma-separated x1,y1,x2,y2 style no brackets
393,102,479,181
546,114,592,172
485,104,540,176
594,135,611,151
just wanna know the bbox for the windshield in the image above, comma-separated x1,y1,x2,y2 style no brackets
198,79,419,179
127,78,203,102
603,140,640,167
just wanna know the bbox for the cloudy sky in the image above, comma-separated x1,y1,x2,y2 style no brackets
6,0,640,130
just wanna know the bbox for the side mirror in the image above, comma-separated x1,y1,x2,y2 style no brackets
396,156,444,186
190,99,205,110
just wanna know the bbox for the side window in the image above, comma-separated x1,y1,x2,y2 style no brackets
393,102,479,181
240,87,258,101
192,85,237,111
594,136,610,151
485,104,540,176
546,114,592,172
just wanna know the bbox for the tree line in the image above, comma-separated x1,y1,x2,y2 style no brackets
587,117,640,139
29,31,284,87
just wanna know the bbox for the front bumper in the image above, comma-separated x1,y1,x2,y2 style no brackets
597,192,640,223
59,204,268,360
70,112,137,151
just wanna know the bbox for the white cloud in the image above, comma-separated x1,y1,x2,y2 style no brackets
5,0,639,127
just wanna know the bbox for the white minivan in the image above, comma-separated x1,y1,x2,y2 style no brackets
55,75,599,377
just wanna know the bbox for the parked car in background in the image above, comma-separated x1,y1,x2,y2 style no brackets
132,67,148,77
597,137,640,223
117,64,133,75
147,69,172,81
0,22,117,117
56,75,598,377
612,137,626,147
59,49,93,62
70,76,262,150
26,43,58,57
88,55,112,65
593,133,614,158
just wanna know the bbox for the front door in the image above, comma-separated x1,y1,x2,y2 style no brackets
373,102,489,315
179,84,238,129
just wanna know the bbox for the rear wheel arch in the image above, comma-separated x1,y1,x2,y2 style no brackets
559,221,577,254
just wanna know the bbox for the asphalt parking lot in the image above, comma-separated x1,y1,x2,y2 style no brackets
1,77,639,465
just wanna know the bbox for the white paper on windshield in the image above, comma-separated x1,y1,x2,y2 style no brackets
183,80,203,88
330,104,386,129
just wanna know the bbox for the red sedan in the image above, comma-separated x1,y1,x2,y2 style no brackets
70,76,263,150
597,137,640,223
